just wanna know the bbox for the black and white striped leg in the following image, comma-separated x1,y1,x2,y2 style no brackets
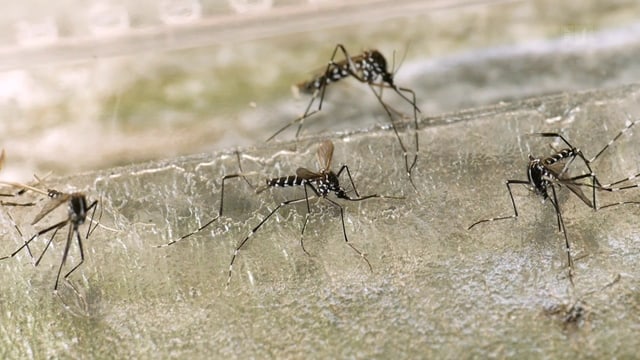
300,183,321,256
1,219,67,263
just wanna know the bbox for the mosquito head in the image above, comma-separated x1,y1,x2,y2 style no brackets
69,194,88,225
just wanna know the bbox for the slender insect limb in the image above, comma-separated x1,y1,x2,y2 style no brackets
0,219,68,262
53,225,76,291
599,201,640,209
468,180,530,230
59,227,85,291
336,164,361,198
601,172,640,190
227,197,312,287
156,173,257,248
548,185,574,287
6,211,33,260
34,226,62,267
235,151,257,190
587,113,638,163
299,183,321,256
85,200,100,239
323,197,373,272
366,85,418,191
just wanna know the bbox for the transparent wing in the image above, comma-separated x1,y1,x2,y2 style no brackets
563,181,593,208
31,193,70,225
296,167,322,180
546,161,593,208
316,140,334,172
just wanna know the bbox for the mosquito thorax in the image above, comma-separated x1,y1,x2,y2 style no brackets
527,157,549,196
69,194,88,224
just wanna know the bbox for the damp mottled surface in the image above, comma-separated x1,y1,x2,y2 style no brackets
2,0,640,358
1,84,640,358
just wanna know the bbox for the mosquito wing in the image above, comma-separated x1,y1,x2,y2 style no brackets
316,140,334,172
31,193,70,225
545,161,593,208
563,181,594,208
296,167,322,180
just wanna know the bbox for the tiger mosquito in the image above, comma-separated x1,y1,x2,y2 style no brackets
267,44,421,189
226,140,404,286
0,185,100,291
156,140,404,286
468,117,639,284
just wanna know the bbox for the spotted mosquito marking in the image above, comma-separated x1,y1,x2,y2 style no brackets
226,140,404,287
468,117,640,286
267,44,421,190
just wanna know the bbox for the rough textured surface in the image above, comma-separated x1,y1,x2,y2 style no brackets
1,84,639,358
1,0,640,358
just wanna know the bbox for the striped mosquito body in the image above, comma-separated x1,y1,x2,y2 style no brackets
469,117,640,285
298,50,391,95
262,170,343,197
267,44,421,190
226,140,403,287
266,175,308,189
0,188,99,291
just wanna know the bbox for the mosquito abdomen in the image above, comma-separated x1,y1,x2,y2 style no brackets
267,176,304,188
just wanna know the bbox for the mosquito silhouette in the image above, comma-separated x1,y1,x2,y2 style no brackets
267,44,421,189
0,184,100,291
468,117,639,285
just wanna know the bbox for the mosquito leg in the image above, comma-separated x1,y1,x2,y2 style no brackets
85,200,100,238
227,197,311,287
62,228,86,288
336,165,361,198
6,212,33,260
549,185,574,287
366,85,417,191
1,219,67,262
54,225,75,291
588,113,638,163
300,183,321,256
323,197,372,272
156,173,257,248
34,226,62,267
468,180,530,230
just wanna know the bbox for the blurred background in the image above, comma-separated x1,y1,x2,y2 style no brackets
1,0,639,179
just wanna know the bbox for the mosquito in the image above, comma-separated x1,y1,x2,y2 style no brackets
266,44,421,189
0,185,100,291
226,140,404,286
467,118,639,284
